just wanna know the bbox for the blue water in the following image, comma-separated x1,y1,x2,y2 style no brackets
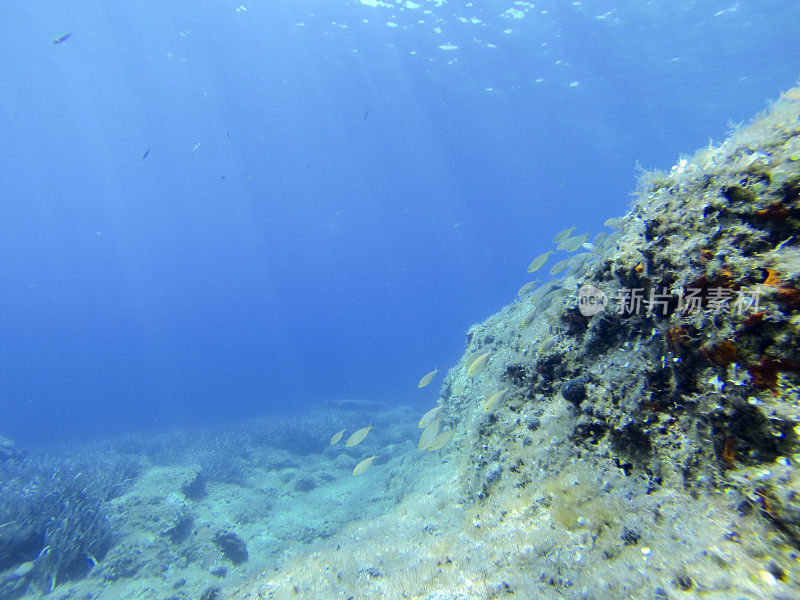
1,0,797,447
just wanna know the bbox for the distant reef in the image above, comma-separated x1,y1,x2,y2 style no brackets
233,87,800,599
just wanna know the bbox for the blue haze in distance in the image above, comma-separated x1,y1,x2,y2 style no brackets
0,0,797,446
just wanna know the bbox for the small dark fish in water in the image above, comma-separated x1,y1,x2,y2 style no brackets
362,109,369,120
142,148,150,159
53,33,72,44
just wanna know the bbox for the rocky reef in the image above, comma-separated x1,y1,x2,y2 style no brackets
230,89,800,600
437,86,800,598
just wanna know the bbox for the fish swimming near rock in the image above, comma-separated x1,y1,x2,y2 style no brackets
568,256,591,277
467,351,491,375
521,306,537,327
345,425,373,447
553,226,576,244
353,455,376,475
527,251,552,273
549,258,570,275
418,406,442,429
466,348,487,367
531,280,553,300
517,281,539,297
330,429,345,445
418,418,441,450
484,387,509,412
418,368,438,388
541,335,557,352
603,231,622,250
560,232,589,252
428,429,454,451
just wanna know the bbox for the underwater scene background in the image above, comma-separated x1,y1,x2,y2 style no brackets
2,1,800,599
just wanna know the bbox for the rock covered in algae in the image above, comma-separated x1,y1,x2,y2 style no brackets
434,86,800,598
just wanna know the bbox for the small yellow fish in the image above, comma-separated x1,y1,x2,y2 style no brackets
568,254,591,276
517,281,539,297
603,231,621,250
549,259,569,275
553,227,576,244
466,348,487,367
330,429,345,445
428,428,455,451
521,307,537,327
353,455,376,476
418,406,442,429
418,368,438,388
541,335,557,352
418,418,441,450
345,425,373,447
467,351,491,375
484,387,509,412
559,232,589,252
536,294,554,311
527,251,552,274
550,287,572,301
531,281,553,302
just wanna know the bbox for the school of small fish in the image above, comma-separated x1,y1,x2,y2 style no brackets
518,220,621,319
328,423,376,475
326,219,618,481
328,366,455,477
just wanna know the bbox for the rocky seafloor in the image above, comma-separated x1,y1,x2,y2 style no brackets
3,88,800,600
0,402,430,600
221,89,800,599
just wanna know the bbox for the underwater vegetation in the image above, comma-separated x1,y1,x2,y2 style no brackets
0,403,426,600
0,449,140,597
4,88,800,600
